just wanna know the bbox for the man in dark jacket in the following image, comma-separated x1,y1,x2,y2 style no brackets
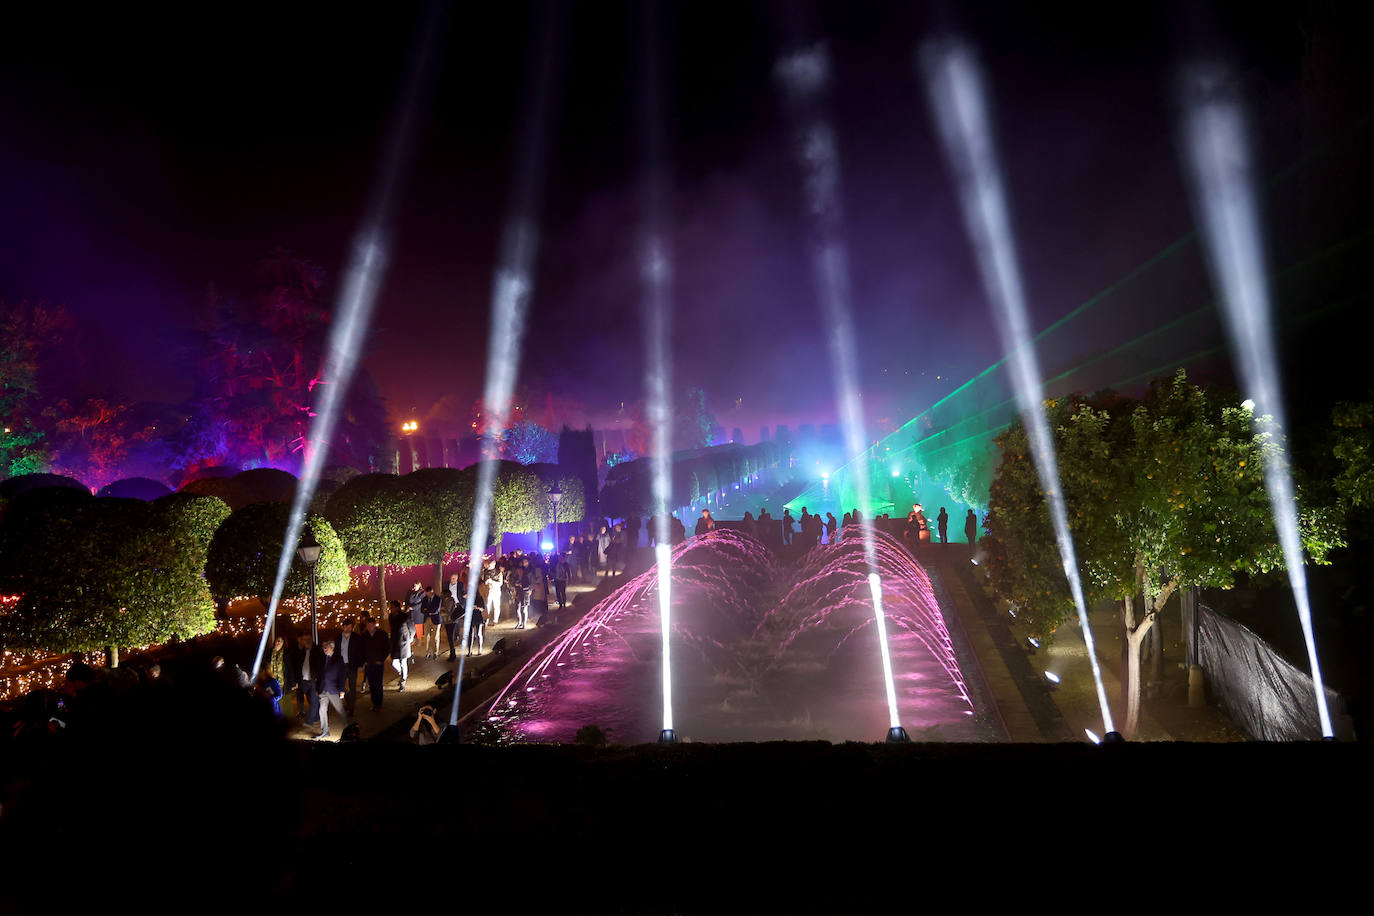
552,553,571,609
336,617,363,714
361,615,391,711
388,599,415,691
298,635,322,729
420,585,444,658
282,635,306,718
316,639,347,739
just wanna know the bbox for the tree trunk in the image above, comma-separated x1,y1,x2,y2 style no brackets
378,565,388,615
1124,627,1144,738
434,560,444,594
105,645,119,668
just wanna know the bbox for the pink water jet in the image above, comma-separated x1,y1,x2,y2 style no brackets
478,528,977,743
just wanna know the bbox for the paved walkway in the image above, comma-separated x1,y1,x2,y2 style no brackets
919,541,1240,742
283,573,628,743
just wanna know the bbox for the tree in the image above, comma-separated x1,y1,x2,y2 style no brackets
674,387,716,450
178,251,388,476
558,425,598,519
402,467,476,589
1330,398,1374,510
1,298,71,477
180,476,257,511
0,489,227,665
501,420,559,465
205,502,348,609
486,460,547,537
527,463,587,526
326,473,432,611
984,372,1344,736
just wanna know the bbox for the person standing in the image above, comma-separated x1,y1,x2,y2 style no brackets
298,634,322,729
283,634,307,719
965,509,978,545
694,509,714,539
336,618,363,715
387,599,415,692
316,640,347,740
597,526,611,574
553,552,571,610
420,585,443,658
269,636,286,690
825,512,837,544
626,515,641,552
781,509,795,546
513,558,533,629
937,508,950,544
580,534,597,581
485,561,504,626
530,559,549,623
361,615,389,710
466,600,487,656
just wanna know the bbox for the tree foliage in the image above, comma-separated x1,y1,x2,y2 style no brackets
205,502,348,602
501,420,559,465
0,489,227,653
527,463,586,525
983,371,1345,734
0,298,71,477
1330,398,1374,511
326,473,425,567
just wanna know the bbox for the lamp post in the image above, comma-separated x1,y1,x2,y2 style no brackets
297,529,323,646
549,484,563,553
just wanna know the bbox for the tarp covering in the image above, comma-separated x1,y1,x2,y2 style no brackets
1197,603,1354,741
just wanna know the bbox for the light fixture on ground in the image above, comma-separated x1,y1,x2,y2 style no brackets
886,726,911,743
296,529,322,646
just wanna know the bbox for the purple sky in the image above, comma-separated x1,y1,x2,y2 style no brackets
2,2,1369,440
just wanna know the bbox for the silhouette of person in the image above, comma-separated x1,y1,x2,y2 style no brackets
965,509,978,545
937,508,949,544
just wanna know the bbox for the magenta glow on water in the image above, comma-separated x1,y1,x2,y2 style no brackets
479,529,977,743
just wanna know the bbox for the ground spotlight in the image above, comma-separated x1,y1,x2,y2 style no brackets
1178,61,1334,737
1085,728,1102,745
885,726,911,743
1101,731,1126,744
437,725,462,745
918,35,1114,736
1044,671,1061,688
658,728,677,744
1025,636,1040,654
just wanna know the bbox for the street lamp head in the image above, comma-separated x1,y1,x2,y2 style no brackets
548,484,563,505
297,529,323,567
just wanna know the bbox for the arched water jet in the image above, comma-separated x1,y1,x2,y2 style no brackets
774,42,906,741
474,530,978,744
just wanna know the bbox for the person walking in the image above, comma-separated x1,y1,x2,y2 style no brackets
965,509,978,545
486,562,504,626
387,599,415,692
937,508,950,544
421,585,444,658
361,616,389,711
553,552,571,610
466,600,487,656
336,618,363,714
316,639,347,740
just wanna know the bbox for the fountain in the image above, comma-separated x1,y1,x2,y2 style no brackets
472,529,978,744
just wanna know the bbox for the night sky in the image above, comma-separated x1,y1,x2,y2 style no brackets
2,1,1369,438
